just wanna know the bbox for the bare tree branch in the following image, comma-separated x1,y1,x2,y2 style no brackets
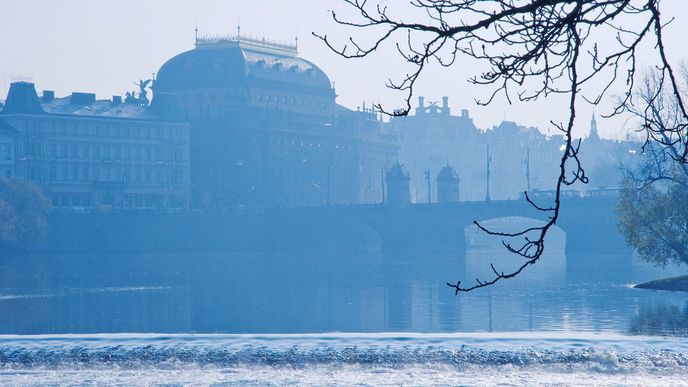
317,0,676,293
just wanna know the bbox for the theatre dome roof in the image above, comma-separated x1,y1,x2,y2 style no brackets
154,35,333,93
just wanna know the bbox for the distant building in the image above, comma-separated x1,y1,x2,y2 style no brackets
389,96,485,201
389,96,636,201
484,120,558,199
577,113,636,189
385,162,410,206
0,118,15,179
152,34,397,207
0,82,191,210
436,164,460,203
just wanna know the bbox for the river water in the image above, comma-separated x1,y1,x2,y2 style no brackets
1,244,687,385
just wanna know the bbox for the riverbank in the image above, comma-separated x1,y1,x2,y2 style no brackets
634,275,688,292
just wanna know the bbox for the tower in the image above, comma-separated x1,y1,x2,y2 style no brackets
437,164,460,203
386,162,410,206
589,112,600,141
1,82,43,115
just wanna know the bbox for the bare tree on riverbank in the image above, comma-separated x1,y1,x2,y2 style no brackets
618,67,688,267
316,0,684,293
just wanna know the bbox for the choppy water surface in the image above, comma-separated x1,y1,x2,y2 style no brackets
1,245,687,384
1,333,688,386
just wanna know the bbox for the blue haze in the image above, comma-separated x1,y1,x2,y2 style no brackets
0,2,688,385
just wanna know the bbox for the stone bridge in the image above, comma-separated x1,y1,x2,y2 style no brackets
42,196,628,255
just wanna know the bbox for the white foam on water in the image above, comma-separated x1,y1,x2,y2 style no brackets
2,365,688,386
0,332,687,386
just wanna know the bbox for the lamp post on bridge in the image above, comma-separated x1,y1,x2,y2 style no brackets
425,169,431,204
485,144,492,202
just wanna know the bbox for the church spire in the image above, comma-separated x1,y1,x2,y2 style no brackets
589,111,600,140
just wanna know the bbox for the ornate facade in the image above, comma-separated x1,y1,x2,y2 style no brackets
0,82,191,210
151,35,397,207
0,119,15,179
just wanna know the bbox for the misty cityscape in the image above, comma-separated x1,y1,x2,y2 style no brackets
1,1,688,386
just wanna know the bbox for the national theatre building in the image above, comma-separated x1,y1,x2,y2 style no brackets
0,33,398,210
152,34,397,208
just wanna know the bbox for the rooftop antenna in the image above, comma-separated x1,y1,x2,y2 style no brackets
194,21,198,43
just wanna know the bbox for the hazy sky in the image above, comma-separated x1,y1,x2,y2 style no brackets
2,0,687,138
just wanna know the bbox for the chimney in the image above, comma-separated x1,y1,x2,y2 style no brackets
442,96,450,115
112,95,122,105
42,90,55,102
417,96,425,115
461,109,469,118
71,92,96,105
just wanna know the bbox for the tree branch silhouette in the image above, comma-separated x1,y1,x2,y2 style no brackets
316,0,676,293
